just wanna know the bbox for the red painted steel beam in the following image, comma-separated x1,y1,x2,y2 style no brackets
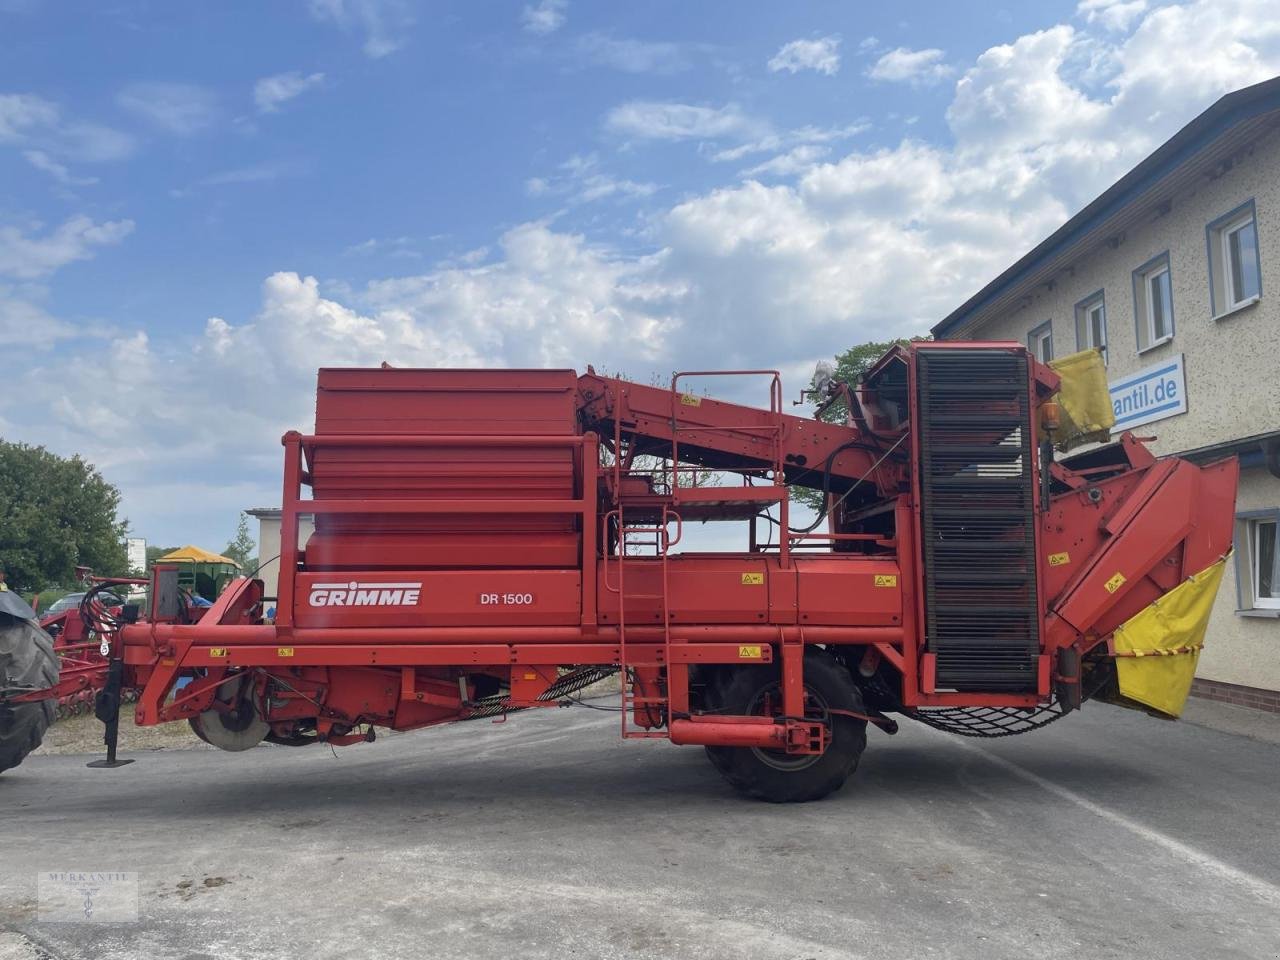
122,623,903,648
300,434,585,448
669,717,787,749
304,499,588,515
140,641,777,670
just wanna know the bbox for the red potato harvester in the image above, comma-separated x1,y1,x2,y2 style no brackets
0,342,1237,801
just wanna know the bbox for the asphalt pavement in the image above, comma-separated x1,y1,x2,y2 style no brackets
1,699,1278,960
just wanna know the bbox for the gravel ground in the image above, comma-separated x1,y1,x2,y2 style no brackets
32,712,205,757
1,697,1278,960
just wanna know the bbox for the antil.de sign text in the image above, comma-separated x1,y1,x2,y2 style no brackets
1110,354,1187,429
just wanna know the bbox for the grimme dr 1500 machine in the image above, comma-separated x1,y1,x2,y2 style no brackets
0,342,1237,801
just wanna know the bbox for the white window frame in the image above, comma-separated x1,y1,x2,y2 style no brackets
1074,291,1107,365
1027,321,1053,363
1235,510,1280,614
1207,201,1262,318
1249,517,1280,610
1132,253,1174,354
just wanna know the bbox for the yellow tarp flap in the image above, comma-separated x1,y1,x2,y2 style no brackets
1048,348,1115,451
1112,556,1228,718
158,545,240,567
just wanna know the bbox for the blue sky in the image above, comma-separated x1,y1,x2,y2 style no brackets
2,0,1277,554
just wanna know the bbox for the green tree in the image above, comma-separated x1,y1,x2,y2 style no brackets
806,338,917,425
145,545,181,568
791,337,920,511
0,440,129,592
223,512,257,572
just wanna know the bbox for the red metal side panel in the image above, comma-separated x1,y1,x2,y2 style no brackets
595,555,901,628
793,557,902,627
308,369,582,569
598,556,772,625
314,368,579,437
293,570,582,627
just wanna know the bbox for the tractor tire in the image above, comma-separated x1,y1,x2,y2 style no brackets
0,617,59,775
703,648,867,803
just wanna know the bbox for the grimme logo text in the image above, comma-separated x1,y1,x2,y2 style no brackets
308,582,422,607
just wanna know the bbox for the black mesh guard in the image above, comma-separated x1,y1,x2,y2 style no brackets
916,348,1041,691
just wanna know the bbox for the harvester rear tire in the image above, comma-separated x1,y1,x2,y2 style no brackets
703,649,867,803
0,617,59,775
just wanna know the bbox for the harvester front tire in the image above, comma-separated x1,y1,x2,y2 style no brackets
0,617,59,775
189,676,269,751
704,649,867,803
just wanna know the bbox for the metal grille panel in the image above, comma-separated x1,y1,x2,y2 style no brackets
917,349,1040,691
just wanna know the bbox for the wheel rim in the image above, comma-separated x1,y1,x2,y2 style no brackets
746,683,830,771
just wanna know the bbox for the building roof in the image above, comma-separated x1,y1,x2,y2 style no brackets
246,507,314,520
933,77,1280,338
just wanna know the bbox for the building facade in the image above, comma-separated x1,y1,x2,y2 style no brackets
934,79,1280,709
245,508,315,605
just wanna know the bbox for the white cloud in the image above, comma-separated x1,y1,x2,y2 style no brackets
23,149,98,186
200,159,309,186
116,82,218,135
739,144,831,179
0,216,133,349
0,216,135,281
0,92,133,167
0,93,58,140
526,153,659,205
605,101,757,141
55,122,135,163
13,229,682,507
254,71,325,113
522,0,567,36
868,47,954,85
308,0,412,58
0,290,76,347
708,122,869,164
768,36,842,76
1078,0,1148,31
342,236,421,259
170,160,311,197
574,33,697,74
12,0,1280,546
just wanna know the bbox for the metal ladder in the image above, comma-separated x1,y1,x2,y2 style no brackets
613,501,675,739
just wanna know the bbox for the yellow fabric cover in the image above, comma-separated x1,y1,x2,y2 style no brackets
1048,348,1115,451
158,545,240,566
1112,556,1228,718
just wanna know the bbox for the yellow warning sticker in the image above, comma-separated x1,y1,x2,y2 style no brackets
1048,552,1071,567
741,572,764,585
679,393,702,407
277,647,295,657
209,647,228,658
874,574,898,588
738,645,762,659
1104,572,1127,594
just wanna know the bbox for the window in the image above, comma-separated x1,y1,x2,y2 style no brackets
1207,200,1261,317
1236,511,1280,613
1132,253,1174,352
1254,519,1278,608
1074,291,1107,364
1028,321,1053,363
